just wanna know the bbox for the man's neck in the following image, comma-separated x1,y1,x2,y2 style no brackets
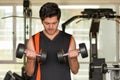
43,30,60,40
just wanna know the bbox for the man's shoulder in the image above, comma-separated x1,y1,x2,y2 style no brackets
32,31,42,37
60,31,72,37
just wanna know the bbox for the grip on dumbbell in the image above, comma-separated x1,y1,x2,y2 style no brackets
16,43,48,63
62,43,88,58
16,43,41,58
63,50,80,57
57,43,88,63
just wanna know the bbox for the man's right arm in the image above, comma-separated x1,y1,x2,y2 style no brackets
25,37,36,76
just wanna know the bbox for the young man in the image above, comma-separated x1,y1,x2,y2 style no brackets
25,2,79,80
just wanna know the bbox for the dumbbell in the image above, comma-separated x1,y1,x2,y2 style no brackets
57,43,88,63
16,43,47,63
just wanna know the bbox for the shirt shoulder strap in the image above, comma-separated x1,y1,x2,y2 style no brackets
32,32,41,80
33,32,40,53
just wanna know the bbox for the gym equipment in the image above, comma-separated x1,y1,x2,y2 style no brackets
90,63,120,74
13,73,24,80
4,70,24,80
62,8,120,80
110,65,120,80
16,43,47,63
57,43,88,63
4,71,15,80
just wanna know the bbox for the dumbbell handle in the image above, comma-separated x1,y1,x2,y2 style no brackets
24,50,41,57
36,54,41,57
63,50,80,57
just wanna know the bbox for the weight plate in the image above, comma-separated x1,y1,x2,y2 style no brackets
57,49,66,63
16,43,25,58
40,49,47,63
79,43,88,58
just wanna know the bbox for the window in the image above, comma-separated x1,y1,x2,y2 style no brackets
0,6,13,61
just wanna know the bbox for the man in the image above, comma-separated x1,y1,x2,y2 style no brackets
25,2,79,80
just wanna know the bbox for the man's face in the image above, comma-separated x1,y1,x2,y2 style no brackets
42,16,59,35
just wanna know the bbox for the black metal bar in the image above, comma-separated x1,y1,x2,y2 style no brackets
62,15,90,32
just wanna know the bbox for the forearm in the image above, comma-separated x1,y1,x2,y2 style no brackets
68,58,79,74
25,59,36,76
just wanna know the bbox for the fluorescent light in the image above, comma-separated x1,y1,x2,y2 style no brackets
59,5,99,9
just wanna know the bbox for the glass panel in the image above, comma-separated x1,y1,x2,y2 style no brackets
98,19,116,62
16,6,24,63
16,6,24,44
0,6,13,60
31,6,43,34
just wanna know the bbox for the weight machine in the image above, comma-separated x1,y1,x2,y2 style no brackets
62,8,120,80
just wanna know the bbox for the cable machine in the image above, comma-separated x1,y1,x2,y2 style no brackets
23,0,32,64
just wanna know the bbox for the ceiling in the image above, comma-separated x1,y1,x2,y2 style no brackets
0,0,119,5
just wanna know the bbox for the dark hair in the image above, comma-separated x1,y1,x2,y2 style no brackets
39,2,61,21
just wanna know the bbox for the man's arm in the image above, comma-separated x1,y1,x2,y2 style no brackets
25,37,36,76
68,36,79,74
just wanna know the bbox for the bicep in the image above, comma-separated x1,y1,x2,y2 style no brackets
26,37,35,51
68,36,76,51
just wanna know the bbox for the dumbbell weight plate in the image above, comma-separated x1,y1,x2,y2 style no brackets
102,63,108,74
39,49,47,63
79,43,88,58
57,49,66,63
16,43,25,58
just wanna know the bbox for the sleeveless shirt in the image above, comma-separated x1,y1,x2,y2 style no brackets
32,31,72,80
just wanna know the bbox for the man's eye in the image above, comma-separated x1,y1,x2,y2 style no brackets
53,23,57,25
